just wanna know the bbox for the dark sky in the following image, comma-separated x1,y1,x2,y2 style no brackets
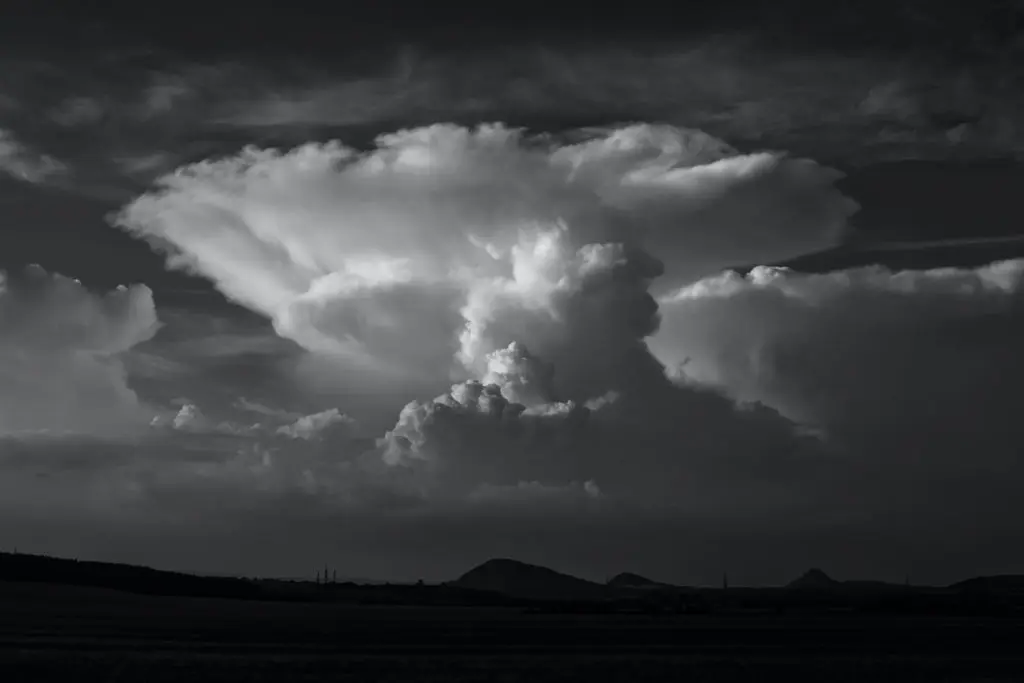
5,0,1022,59
0,0,1023,586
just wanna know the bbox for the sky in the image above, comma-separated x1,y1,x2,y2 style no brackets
2,1,1024,586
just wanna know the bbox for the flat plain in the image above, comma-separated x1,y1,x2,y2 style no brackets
2,582,1024,682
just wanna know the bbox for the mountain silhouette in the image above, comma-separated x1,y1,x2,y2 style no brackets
606,572,670,589
786,568,841,590
0,551,262,599
451,558,608,601
952,575,1024,595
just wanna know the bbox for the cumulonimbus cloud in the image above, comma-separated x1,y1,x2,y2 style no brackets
114,123,854,395
110,121,1024,518
0,265,161,439
15,116,1024,582
108,122,857,514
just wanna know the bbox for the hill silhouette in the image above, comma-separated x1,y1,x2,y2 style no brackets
786,568,841,591
0,551,262,600
0,551,522,606
951,575,1024,596
5,550,1024,616
606,572,669,589
451,558,609,601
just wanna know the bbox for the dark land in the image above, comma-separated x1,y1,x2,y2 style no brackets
3,552,1024,681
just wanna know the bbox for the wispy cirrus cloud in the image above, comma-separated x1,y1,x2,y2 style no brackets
0,129,65,183
0,31,1020,205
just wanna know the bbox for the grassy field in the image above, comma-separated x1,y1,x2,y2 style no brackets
2,582,1024,682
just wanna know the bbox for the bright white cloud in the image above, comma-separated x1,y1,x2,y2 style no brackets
115,123,853,395
0,266,161,439
106,121,861,519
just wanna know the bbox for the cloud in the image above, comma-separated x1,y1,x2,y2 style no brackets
233,397,302,421
10,115,1013,583
366,337,826,519
276,408,355,441
149,402,261,437
115,123,851,396
1,30,1022,212
171,403,205,431
10,251,1024,582
121,306,308,421
115,152,177,178
111,121,850,517
653,259,1024,422
649,258,1024,506
0,129,65,183
105,114,850,522
0,265,161,439
106,121,864,532
200,42,1024,161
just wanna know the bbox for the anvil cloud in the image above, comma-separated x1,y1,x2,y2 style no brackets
115,123,853,390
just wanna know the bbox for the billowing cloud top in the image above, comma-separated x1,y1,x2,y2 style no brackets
115,123,854,396
108,124,858,524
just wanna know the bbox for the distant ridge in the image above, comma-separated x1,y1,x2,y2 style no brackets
786,568,840,590
7,549,1024,607
451,558,608,601
951,575,1024,595
0,551,261,600
606,572,670,589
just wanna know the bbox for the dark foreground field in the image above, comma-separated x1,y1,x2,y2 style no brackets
3,582,1024,682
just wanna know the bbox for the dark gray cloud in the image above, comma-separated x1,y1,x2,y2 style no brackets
2,6,1024,583
0,19,1021,203
0,265,161,439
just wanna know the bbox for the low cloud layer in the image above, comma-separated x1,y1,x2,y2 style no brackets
0,266,160,439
